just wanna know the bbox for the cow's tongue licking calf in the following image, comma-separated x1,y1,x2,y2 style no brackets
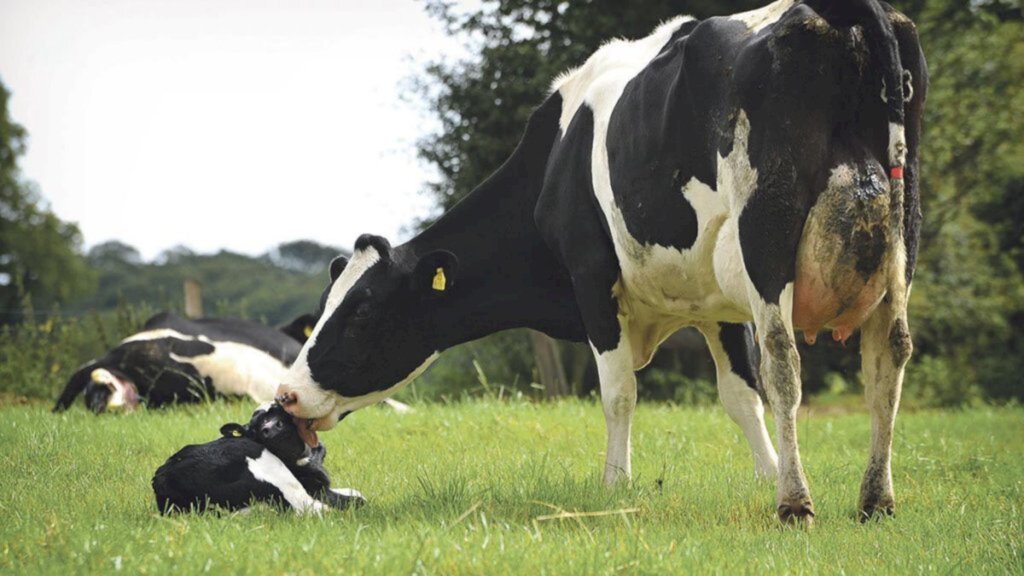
295,417,320,448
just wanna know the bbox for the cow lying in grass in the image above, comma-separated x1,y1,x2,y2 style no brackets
53,312,318,414
152,402,364,515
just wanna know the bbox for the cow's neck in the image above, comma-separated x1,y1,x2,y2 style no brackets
403,94,582,350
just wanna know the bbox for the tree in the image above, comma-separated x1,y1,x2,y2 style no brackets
896,0,1024,403
268,240,347,275
88,240,143,269
0,78,94,324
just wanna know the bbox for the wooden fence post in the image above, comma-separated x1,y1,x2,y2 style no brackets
183,279,203,319
528,329,568,398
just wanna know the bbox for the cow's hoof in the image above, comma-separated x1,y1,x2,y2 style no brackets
859,502,895,523
778,499,815,527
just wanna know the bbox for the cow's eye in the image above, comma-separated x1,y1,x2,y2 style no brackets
352,303,372,321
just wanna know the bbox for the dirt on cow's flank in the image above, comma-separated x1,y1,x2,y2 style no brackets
1,399,1020,575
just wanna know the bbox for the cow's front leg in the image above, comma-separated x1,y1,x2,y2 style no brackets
750,287,814,523
700,323,778,480
858,290,912,520
592,325,637,484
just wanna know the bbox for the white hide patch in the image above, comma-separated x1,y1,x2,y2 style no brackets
552,16,693,135
888,122,907,168
169,340,287,402
553,15,751,364
716,110,757,213
246,451,324,515
121,328,191,344
731,0,796,33
713,109,758,316
119,328,289,402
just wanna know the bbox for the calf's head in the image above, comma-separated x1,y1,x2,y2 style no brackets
276,234,457,440
221,402,313,464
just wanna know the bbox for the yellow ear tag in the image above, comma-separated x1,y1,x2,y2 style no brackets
231,429,242,437
432,267,447,292
303,326,313,338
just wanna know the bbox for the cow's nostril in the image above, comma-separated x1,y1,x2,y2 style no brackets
276,391,297,406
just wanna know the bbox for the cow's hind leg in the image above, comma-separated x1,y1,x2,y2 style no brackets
700,323,778,480
750,288,814,523
858,289,912,520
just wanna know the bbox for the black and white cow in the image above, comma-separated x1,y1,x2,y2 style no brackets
53,312,318,413
277,0,926,523
152,402,364,514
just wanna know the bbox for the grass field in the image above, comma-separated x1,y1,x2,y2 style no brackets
1,399,1021,574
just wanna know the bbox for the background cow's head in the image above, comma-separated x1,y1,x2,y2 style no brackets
276,234,456,438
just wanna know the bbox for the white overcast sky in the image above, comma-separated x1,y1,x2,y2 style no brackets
0,0,472,261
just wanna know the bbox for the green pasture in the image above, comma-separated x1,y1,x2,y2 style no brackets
1,399,1021,574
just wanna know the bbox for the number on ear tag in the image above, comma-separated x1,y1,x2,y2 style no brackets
432,267,447,292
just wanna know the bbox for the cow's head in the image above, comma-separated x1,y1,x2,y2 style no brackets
85,368,141,413
276,234,456,442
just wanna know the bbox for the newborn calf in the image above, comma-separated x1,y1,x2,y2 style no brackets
152,402,364,514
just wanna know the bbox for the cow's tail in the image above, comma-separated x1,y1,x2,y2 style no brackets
829,0,909,261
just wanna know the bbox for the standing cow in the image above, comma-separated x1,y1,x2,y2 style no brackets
277,0,926,523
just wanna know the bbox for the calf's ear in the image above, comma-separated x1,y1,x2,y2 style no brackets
413,250,459,296
220,423,247,438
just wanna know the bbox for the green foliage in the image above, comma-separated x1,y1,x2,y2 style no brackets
0,303,154,402
408,330,538,401
900,0,1024,404
639,368,718,406
0,79,95,323
267,240,346,275
72,241,343,326
414,0,1024,406
1,401,1021,573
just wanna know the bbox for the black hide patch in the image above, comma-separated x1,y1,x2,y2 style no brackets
536,105,622,354
718,323,759,391
606,23,703,252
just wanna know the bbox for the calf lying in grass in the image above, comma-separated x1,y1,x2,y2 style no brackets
152,402,364,515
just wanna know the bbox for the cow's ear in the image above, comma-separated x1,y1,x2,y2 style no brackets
413,250,459,296
329,256,349,282
220,423,247,438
